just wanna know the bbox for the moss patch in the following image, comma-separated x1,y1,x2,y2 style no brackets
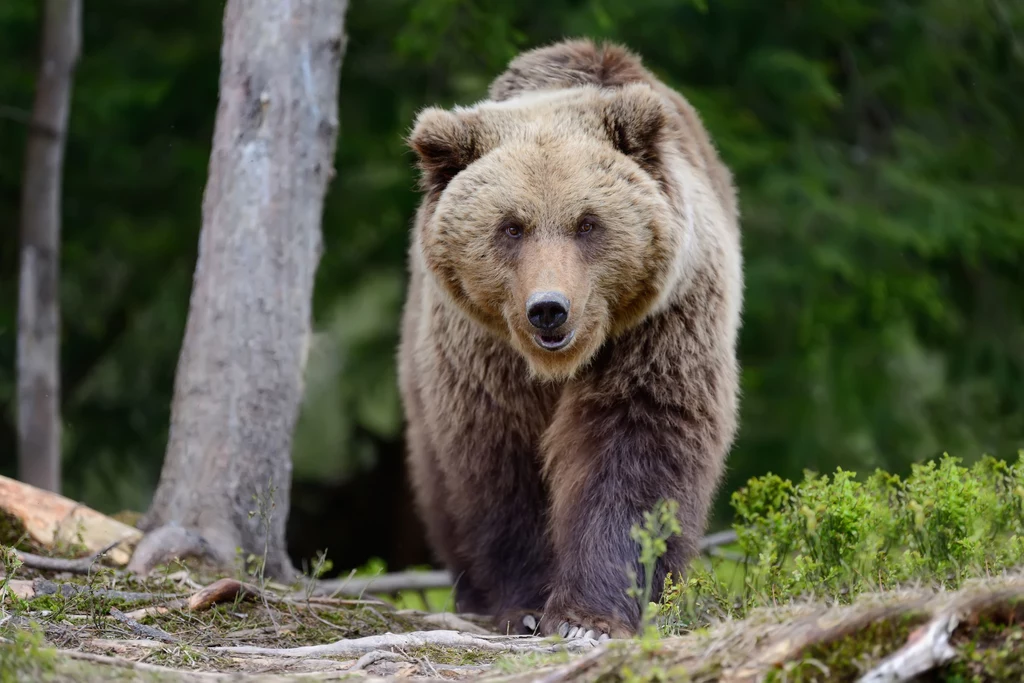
937,619,1024,682
0,510,36,551
767,610,931,682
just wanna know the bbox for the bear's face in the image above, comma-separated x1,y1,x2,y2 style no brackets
409,85,683,380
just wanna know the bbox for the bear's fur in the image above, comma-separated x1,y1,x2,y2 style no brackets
398,38,742,639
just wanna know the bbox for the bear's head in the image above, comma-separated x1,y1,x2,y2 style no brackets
408,83,687,380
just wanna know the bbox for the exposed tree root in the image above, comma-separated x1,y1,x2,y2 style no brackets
125,524,219,576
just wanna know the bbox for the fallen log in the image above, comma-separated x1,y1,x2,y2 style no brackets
0,475,140,565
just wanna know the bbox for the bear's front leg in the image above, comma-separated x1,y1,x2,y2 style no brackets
538,325,735,639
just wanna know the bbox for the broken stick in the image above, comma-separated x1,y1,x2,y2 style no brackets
12,540,122,574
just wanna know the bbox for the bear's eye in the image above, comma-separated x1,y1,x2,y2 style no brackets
578,217,598,235
503,221,522,238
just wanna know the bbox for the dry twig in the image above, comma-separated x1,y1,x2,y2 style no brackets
13,540,121,574
31,578,179,603
109,607,179,643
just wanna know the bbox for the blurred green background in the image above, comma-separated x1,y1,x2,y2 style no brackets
1,0,1022,574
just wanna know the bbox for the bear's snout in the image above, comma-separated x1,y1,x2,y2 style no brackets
526,291,575,352
526,291,570,331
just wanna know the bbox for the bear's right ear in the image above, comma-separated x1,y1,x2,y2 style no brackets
408,107,479,194
601,83,666,176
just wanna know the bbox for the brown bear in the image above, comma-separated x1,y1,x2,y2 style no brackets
398,38,742,640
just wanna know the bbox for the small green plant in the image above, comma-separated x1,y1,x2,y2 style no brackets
301,548,335,602
0,625,55,683
0,545,23,602
248,478,282,628
627,498,683,636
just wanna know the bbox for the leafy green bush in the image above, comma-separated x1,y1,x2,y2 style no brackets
657,452,1024,634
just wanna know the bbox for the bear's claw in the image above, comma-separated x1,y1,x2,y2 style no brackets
556,620,611,642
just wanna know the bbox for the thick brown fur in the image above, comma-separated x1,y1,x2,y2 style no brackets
398,39,742,639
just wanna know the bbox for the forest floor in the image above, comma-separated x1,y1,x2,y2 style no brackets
5,468,1024,682
5,556,1024,682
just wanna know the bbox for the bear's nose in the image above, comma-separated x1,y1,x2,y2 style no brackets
526,291,570,331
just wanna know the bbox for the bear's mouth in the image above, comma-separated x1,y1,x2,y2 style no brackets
534,329,575,351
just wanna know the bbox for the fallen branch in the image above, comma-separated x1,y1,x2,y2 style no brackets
87,638,176,651
213,629,597,658
56,650,225,680
31,578,180,603
119,603,183,621
117,577,263,620
0,475,141,566
308,569,453,597
12,540,121,574
187,577,261,611
699,529,738,550
109,607,179,644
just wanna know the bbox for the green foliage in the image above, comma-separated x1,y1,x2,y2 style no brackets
628,499,683,634
660,452,1024,634
0,624,55,683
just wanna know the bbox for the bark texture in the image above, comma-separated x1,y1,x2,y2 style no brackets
139,0,348,579
17,0,82,494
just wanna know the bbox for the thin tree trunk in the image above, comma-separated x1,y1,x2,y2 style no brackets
136,0,348,580
17,0,82,494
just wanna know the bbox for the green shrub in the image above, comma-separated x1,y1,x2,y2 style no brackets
657,451,1024,635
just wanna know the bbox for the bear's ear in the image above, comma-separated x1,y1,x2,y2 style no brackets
601,83,666,173
408,107,479,194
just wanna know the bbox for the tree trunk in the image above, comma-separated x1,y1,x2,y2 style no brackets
137,0,348,580
17,0,82,494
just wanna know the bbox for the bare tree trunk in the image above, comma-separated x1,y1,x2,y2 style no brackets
17,0,82,494
136,0,348,580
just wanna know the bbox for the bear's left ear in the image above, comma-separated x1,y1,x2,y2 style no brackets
408,107,479,194
601,83,666,174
